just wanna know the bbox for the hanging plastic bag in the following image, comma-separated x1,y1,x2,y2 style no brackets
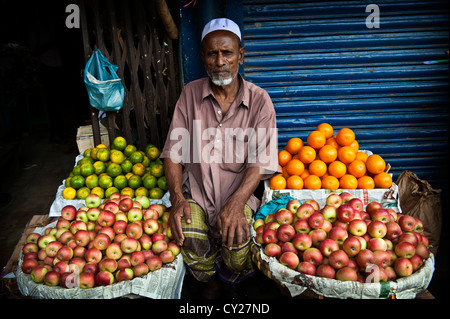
84,49,124,112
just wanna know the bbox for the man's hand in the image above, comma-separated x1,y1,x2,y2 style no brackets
216,201,250,250
168,198,191,246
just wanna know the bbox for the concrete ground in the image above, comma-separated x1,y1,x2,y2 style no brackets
0,128,448,300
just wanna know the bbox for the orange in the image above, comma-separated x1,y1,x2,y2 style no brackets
282,166,290,180
303,175,321,189
373,172,393,188
321,175,340,190
308,159,327,177
318,145,338,163
347,160,367,178
316,123,334,139
328,161,347,178
337,146,356,164
335,128,355,146
298,146,316,164
269,174,286,190
325,137,340,149
286,175,304,190
278,150,292,167
307,130,326,149
356,151,369,163
285,159,305,176
300,169,310,180
340,174,358,189
285,137,304,155
357,175,375,189
349,139,359,152
366,154,386,175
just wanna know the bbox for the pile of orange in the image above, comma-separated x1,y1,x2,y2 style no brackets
269,123,392,190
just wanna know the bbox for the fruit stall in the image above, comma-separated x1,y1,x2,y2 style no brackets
13,136,185,299
250,123,438,299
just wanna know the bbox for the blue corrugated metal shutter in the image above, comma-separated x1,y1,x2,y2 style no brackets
242,0,449,189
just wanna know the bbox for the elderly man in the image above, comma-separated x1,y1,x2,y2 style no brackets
160,18,279,298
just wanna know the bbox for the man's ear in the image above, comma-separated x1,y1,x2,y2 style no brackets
239,46,246,65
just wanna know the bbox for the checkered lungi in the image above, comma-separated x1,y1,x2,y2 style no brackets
180,199,255,285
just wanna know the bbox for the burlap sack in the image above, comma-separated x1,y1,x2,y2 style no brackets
396,170,442,255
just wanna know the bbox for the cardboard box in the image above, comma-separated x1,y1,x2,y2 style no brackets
76,124,109,153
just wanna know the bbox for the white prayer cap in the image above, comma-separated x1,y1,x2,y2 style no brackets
201,18,241,41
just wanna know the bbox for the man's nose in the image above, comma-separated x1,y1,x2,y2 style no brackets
216,52,226,67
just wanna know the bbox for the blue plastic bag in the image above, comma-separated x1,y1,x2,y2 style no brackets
84,49,124,112
254,195,298,221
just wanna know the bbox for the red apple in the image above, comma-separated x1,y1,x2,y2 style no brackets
160,249,175,264
126,222,143,240
146,256,163,271
340,192,354,204
297,261,316,276
61,205,77,221
374,250,391,268
326,193,343,209
308,212,325,229
366,202,382,215
264,243,282,258
292,233,312,251
143,218,160,235
355,249,375,269
281,242,298,255
394,257,413,277
286,199,301,214
395,242,416,259
21,258,39,274
119,198,134,212
385,221,402,240
336,267,358,281
262,229,278,245
348,219,367,237
44,271,60,287
279,251,299,270
30,265,49,283
121,237,140,254
302,247,323,267
74,230,90,247
410,254,424,271
85,247,103,264
296,203,315,219
22,242,39,254
92,233,111,250
370,208,390,223
368,237,387,252
318,238,339,257
133,263,150,277
56,246,73,261
45,241,63,257
316,264,336,279
276,224,295,242
367,221,387,238
328,226,348,245
264,213,276,224
398,215,416,232
328,249,349,270
309,229,327,247
348,198,363,212
95,270,115,286
397,232,419,247
130,251,146,266
415,242,430,260
293,218,311,233
304,199,320,211
152,240,168,255
321,205,337,223
337,204,355,223
275,208,294,225
26,232,41,244
342,236,361,257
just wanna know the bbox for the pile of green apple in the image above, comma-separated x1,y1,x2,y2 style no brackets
254,193,431,283
20,193,180,289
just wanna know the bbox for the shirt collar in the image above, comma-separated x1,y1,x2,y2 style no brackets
201,73,249,109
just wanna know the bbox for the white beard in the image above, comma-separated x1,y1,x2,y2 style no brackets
209,69,238,86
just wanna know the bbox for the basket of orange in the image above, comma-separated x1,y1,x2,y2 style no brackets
266,123,398,209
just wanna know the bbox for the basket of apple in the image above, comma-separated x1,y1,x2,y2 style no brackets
251,193,435,299
16,193,185,299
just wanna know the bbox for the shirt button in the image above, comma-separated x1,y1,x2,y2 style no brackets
218,110,222,115
218,123,222,127
216,139,220,143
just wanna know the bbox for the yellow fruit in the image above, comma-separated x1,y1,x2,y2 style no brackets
70,175,85,190
110,150,126,164
96,148,111,162
146,146,161,160
149,187,164,199
132,163,146,176
114,175,128,190
76,187,91,200
98,175,113,189
85,174,99,189
80,163,95,177
106,163,122,178
90,186,105,199
105,187,120,198
62,187,77,200
120,187,135,198
128,174,143,189
124,144,137,157
134,187,149,197
112,136,127,151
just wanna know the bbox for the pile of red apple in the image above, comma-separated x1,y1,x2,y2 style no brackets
254,193,431,283
20,193,180,289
